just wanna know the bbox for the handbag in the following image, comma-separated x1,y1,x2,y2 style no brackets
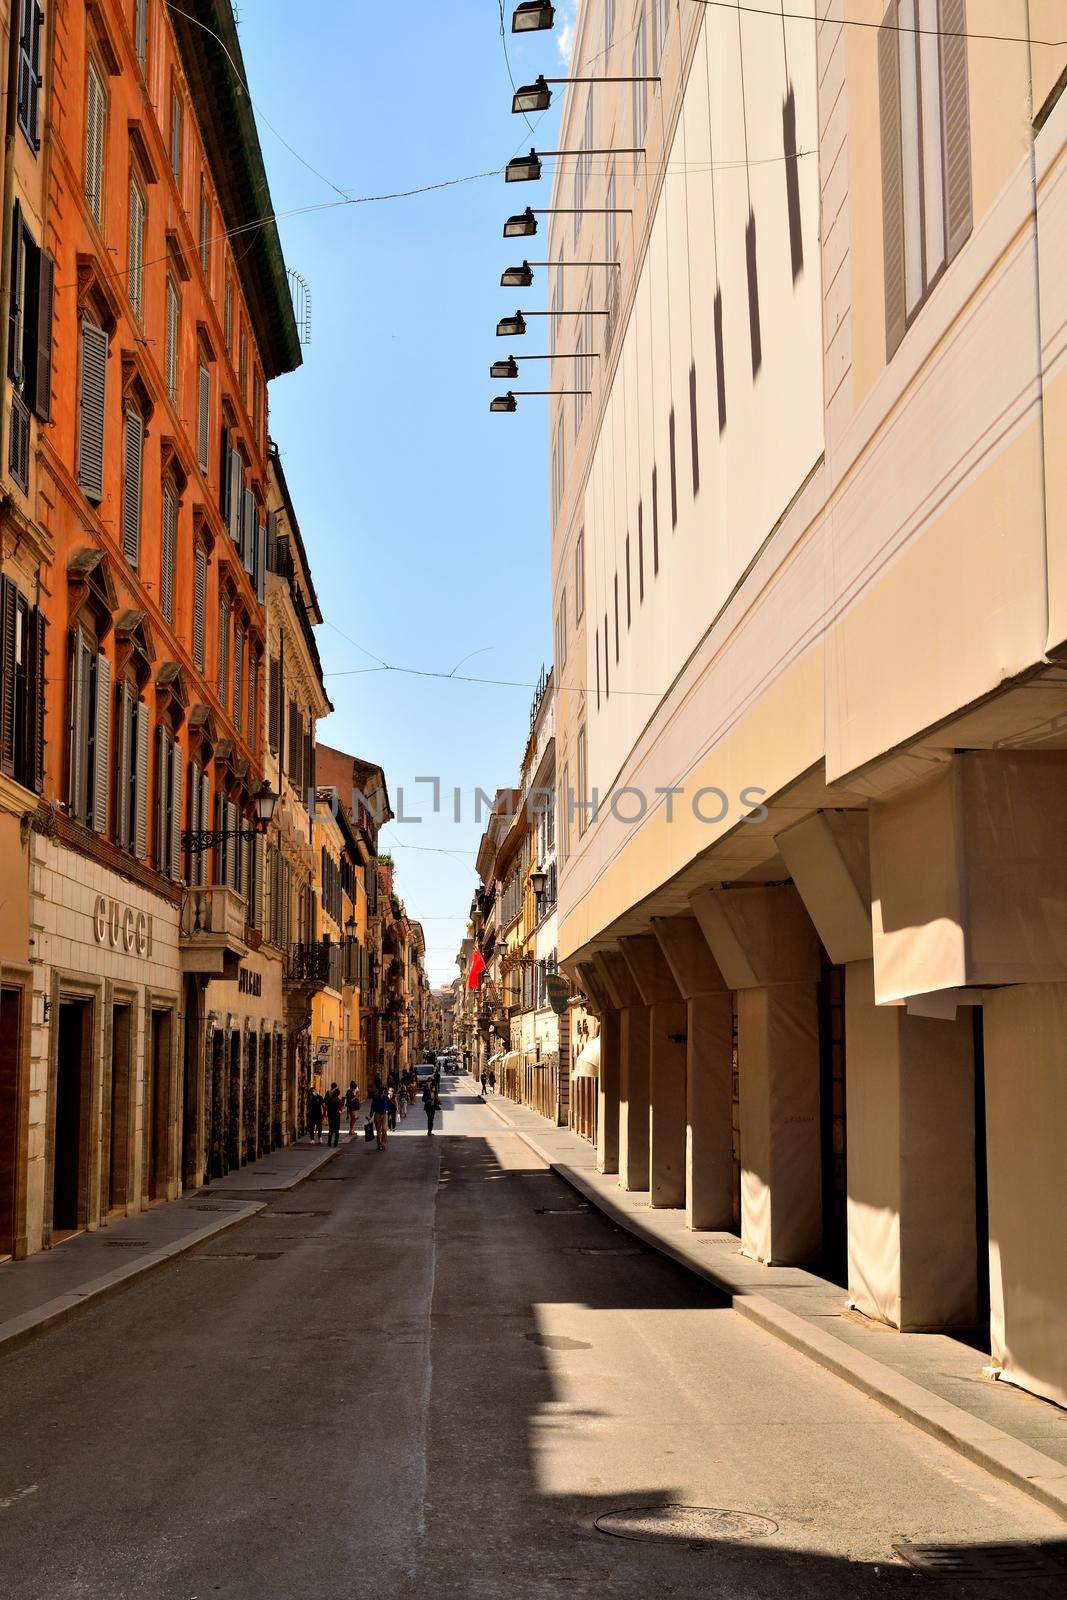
364,1122,375,1142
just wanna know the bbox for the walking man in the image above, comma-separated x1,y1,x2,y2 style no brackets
480,1069,488,1097
325,1083,343,1148
423,1077,441,1136
345,1082,360,1139
307,1084,325,1144
371,1083,391,1150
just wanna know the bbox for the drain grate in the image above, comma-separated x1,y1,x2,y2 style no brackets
266,1209,329,1218
534,1205,590,1216
894,1542,1067,1579
187,1204,242,1213
103,1239,149,1247
195,1251,282,1261
568,1245,642,1256
595,1505,778,1548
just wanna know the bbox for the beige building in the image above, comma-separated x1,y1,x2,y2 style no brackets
538,0,1067,1411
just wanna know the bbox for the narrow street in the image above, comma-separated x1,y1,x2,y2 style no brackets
1,1074,1063,1600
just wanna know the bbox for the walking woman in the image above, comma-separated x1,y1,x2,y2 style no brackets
345,1082,360,1139
423,1077,441,1136
307,1085,325,1144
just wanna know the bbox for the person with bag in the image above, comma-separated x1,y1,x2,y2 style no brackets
307,1085,325,1144
344,1082,361,1139
370,1083,391,1150
423,1078,441,1136
324,1083,344,1148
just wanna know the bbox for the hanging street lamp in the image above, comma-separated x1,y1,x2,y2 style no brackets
490,389,592,413
506,146,644,183
512,0,554,31
181,786,278,856
496,311,527,337
489,353,600,378
501,259,619,286
503,206,631,239
512,74,660,115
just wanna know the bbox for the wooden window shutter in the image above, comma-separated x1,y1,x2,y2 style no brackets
228,448,242,543
85,63,105,223
287,696,299,786
218,597,230,708
233,625,244,732
122,407,143,567
0,576,16,777
266,508,278,573
878,18,907,359
165,278,179,401
35,250,54,421
161,483,177,622
199,768,210,885
77,320,108,502
115,680,131,848
27,604,45,793
248,655,258,749
255,516,266,603
268,655,280,750
8,202,23,385
197,364,211,471
940,0,971,262
170,740,183,880
69,629,89,820
156,725,168,870
219,425,231,521
193,543,207,668
92,650,111,834
225,799,237,887
128,181,145,322
134,699,149,857
240,827,250,905
241,488,255,574
170,92,182,181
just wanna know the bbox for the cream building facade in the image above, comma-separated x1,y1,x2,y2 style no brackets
540,0,1067,1411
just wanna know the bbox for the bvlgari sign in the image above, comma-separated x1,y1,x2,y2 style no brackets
93,896,152,956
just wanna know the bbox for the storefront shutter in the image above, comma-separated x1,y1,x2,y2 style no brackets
92,651,111,834
134,701,149,858
940,0,971,261
878,20,906,359
122,408,143,567
34,251,53,420
76,320,108,502
0,575,16,777
170,739,183,880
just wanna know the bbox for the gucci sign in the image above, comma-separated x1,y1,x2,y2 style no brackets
92,896,152,957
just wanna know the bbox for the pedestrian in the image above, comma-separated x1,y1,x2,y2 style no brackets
423,1077,441,1136
345,1081,361,1139
371,1083,390,1150
325,1082,343,1148
488,1068,496,1095
398,1083,409,1120
387,1085,398,1132
307,1085,325,1143
480,1069,488,1097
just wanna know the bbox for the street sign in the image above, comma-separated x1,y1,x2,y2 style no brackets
545,974,570,1016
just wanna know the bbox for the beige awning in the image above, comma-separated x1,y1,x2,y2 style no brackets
502,1050,523,1072
572,1035,600,1078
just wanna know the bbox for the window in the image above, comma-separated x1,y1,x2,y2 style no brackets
193,543,207,669
161,481,177,623
218,595,230,710
224,278,233,354
574,94,593,242
575,530,585,619
652,0,667,72
576,725,588,836
16,0,45,151
555,587,568,670
122,405,144,567
595,626,600,709
652,463,660,573
0,576,45,792
114,681,149,857
605,167,619,346
253,370,263,447
632,18,647,156
186,757,210,885
128,178,146,322
156,724,183,880
637,501,644,600
552,412,564,515
133,0,148,68
268,654,281,750
199,173,211,277
9,396,29,491
233,623,244,736
68,627,110,833
239,328,248,395
85,60,107,224
76,319,108,502
668,404,677,526
7,200,53,469
248,654,258,753
880,0,971,356
197,363,211,472
604,609,610,697
549,248,563,355
165,276,179,402
605,0,615,51
169,89,183,183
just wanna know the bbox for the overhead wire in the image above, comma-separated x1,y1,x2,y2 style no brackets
688,0,1065,47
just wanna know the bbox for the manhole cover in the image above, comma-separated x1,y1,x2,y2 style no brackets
894,1542,1067,1579
595,1506,778,1547
103,1239,148,1247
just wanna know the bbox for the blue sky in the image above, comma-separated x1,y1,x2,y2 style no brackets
237,2,573,984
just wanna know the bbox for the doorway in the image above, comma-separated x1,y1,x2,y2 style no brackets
53,999,91,1237
107,1004,133,1213
818,963,848,1287
227,1031,242,1171
208,1028,225,1180
0,986,25,1258
146,1009,172,1203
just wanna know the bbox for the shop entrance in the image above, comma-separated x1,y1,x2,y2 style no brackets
818,963,848,1287
208,1028,225,1179
146,1009,172,1203
227,1031,242,1171
107,1004,133,1212
53,999,92,1237
0,986,24,1258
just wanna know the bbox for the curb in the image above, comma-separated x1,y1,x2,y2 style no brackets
0,1201,265,1357
209,1142,341,1195
482,1096,1067,1523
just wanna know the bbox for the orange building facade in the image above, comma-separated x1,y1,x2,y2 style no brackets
3,0,302,1258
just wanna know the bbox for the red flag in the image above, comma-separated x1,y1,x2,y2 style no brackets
467,948,486,991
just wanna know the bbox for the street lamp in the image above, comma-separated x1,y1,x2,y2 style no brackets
503,206,631,239
490,389,591,413
489,352,600,378
529,869,547,896
500,261,534,288
498,309,609,336
490,356,520,379
506,147,644,184
496,311,527,336
345,915,356,937
181,786,278,855
512,1,554,32
512,74,660,115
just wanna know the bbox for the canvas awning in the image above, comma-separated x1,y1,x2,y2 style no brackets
572,1035,600,1078
502,1050,523,1073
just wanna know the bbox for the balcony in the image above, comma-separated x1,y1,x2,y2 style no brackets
180,885,248,979
285,940,333,988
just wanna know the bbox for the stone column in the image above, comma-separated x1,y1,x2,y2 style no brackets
578,959,619,1175
621,935,686,1209
653,915,734,1230
595,949,648,1192
692,885,822,1265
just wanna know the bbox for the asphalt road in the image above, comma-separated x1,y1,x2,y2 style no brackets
1,1075,1064,1599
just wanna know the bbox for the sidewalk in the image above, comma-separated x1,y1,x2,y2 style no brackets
0,1141,338,1354
479,1086,1067,1521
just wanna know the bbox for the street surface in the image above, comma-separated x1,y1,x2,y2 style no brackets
1,1074,1064,1598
